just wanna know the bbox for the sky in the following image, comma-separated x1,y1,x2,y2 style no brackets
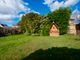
0,0,80,26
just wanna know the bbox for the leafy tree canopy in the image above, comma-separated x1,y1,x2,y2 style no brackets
48,7,71,34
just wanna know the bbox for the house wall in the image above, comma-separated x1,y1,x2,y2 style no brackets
68,19,77,35
50,24,59,36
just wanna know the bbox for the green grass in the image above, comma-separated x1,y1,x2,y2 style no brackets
0,34,80,60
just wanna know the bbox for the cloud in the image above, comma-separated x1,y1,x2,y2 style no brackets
64,0,79,7
43,0,80,12
0,14,19,24
43,0,54,4
0,0,29,15
0,19,14,24
4,20,14,23
49,1,64,11
0,0,41,26
0,14,18,19
30,10,40,14
0,0,31,25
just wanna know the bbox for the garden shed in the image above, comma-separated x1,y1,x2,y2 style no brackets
49,22,59,36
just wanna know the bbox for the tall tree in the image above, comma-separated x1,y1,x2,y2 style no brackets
48,8,71,34
20,12,42,35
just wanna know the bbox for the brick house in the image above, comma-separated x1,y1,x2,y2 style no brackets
49,22,59,36
12,24,21,34
0,24,10,36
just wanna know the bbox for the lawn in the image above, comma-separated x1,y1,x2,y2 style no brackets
0,34,80,60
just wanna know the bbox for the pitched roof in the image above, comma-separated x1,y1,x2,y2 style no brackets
71,9,80,20
0,24,9,28
52,22,59,29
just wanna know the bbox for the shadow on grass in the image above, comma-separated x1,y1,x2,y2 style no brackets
22,47,80,60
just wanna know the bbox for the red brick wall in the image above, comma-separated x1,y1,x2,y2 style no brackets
50,25,59,36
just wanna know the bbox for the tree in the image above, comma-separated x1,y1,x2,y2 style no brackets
19,15,27,33
20,12,43,35
48,8,71,34
39,16,52,36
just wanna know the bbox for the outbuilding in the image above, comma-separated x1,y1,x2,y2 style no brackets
49,22,59,36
